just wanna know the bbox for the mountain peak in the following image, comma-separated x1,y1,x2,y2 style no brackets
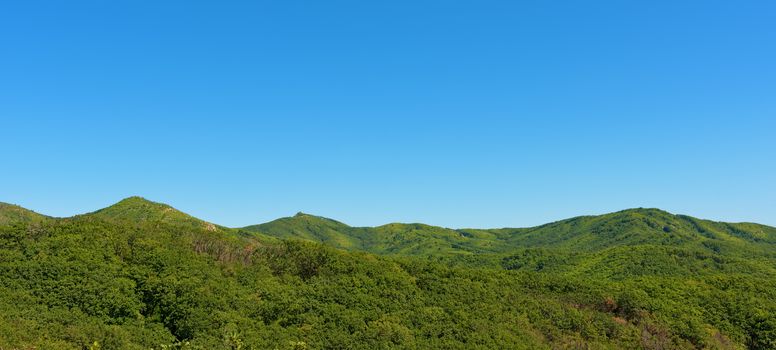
84,197,222,232
287,212,349,226
91,196,177,217
113,196,169,208
615,207,674,216
118,195,152,202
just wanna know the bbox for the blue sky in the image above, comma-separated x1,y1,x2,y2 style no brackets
1,1,774,228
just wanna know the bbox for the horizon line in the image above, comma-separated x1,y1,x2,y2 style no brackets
3,195,772,230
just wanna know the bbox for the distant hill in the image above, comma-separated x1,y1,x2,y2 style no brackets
244,212,358,248
79,196,227,233
0,202,50,225
243,207,776,258
244,213,495,255
481,208,776,250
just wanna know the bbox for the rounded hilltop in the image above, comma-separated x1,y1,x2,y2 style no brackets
83,196,223,232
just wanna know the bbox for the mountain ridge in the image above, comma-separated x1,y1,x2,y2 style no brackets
75,196,225,232
3,197,771,232
4,197,774,258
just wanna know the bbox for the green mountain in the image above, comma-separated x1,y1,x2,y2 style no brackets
245,214,497,255
244,212,358,248
81,196,227,233
0,201,50,225
1,197,775,349
245,208,776,258
484,208,776,251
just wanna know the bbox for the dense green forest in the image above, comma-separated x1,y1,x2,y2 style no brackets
1,197,775,349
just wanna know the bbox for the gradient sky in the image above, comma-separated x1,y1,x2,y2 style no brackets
1,1,774,228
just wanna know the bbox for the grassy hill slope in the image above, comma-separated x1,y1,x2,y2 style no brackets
80,196,228,233
244,212,359,248
483,208,776,252
246,214,505,256
0,202,50,225
245,208,776,259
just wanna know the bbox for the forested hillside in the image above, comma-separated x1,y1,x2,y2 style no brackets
246,208,776,257
1,198,774,349
0,202,50,226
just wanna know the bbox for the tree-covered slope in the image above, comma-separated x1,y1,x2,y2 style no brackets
0,202,50,225
80,196,228,233
245,208,776,259
0,209,670,349
244,212,359,248
246,214,503,256
1,198,775,349
483,208,776,253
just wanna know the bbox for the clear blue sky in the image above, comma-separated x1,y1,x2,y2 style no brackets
1,1,774,228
